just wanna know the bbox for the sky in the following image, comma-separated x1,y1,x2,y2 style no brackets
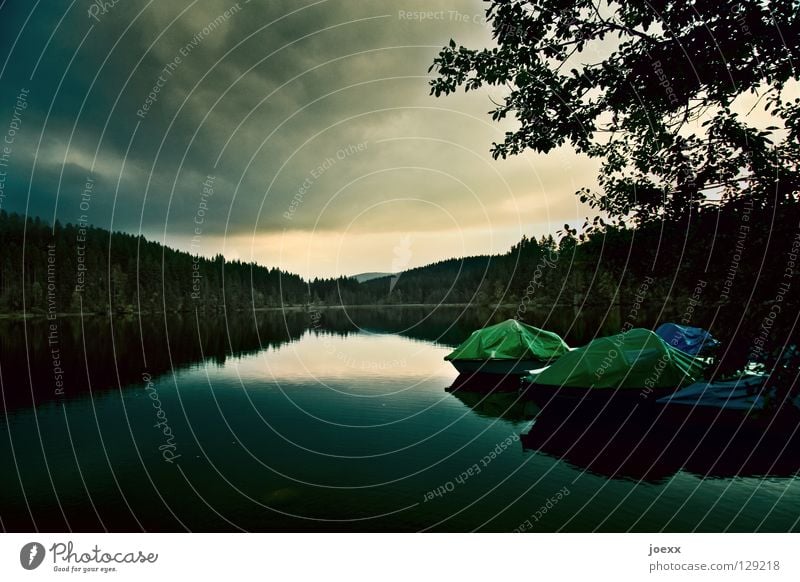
0,0,597,278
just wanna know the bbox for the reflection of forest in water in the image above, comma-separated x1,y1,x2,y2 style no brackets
0,303,717,411
518,404,800,483
448,386,800,483
3,304,800,494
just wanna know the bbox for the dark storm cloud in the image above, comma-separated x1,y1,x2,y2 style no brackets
0,0,591,275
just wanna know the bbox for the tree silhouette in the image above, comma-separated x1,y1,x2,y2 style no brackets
430,0,800,224
430,1,800,406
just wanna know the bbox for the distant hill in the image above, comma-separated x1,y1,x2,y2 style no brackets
352,272,395,283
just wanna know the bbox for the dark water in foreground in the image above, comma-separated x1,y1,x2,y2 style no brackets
1,306,799,532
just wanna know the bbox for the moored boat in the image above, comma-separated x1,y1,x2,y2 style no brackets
446,371,525,393
656,373,768,410
522,328,707,406
655,322,719,356
444,319,569,375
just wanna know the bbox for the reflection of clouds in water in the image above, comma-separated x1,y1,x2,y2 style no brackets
390,234,413,293
256,332,452,385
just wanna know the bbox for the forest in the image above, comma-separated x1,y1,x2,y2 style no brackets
3,200,798,377
1,2,796,385
425,0,800,385
0,210,310,314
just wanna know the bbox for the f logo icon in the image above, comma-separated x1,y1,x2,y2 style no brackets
20,542,45,570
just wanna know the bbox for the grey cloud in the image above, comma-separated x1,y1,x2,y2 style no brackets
1,0,592,273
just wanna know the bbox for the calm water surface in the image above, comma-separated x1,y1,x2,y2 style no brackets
1,306,798,531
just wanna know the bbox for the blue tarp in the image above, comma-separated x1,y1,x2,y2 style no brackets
655,323,719,356
656,373,767,410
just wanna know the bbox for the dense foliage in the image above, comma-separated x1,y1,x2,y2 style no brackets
428,0,800,405
0,210,311,313
5,207,798,321
430,0,800,224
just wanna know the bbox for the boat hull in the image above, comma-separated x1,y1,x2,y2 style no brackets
520,402,800,482
522,382,678,411
448,358,546,375
447,372,523,393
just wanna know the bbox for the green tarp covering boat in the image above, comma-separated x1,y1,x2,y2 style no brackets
445,319,569,374
524,328,706,390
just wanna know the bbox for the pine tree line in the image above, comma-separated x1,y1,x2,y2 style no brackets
2,204,799,374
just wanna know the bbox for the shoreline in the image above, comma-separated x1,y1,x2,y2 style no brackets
0,303,546,320
0,300,733,320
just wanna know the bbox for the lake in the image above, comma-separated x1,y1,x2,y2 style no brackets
1,306,799,532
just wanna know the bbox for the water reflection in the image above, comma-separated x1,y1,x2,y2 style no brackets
0,311,309,411
443,363,800,484
1,305,799,532
449,389,539,423
520,404,800,483
1,304,627,411
446,372,523,393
